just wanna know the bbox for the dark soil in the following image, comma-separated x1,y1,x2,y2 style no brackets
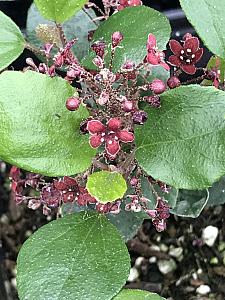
1,163,225,300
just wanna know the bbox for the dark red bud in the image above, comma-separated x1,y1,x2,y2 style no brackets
167,76,181,89
66,97,80,111
132,110,148,125
112,31,123,48
144,95,161,108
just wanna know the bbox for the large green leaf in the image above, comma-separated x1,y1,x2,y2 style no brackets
0,11,25,71
27,4,98,61
135,85,225,189
113,289,165,300
34,0,87,23
82,6,171,72
17,212,130,300
87,171,127,203
180,0,225,59
0,71,95,176
171,189,209,218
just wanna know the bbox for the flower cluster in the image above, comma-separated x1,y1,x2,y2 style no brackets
146,198,170,232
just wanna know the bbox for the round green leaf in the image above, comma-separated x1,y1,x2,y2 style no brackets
17,212,130,300
171,189,209,218
180,0,225,59
0,11,25,71
113,289,165,300
82,6,171,72
34,0,88,23
135,85,225,189
0,71,95,176
86,171,127,203
27,4,98,61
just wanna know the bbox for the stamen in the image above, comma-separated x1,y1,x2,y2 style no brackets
180,56,184,60
187,48,192,53
108,140,113,145
181,50,184,54
186,59,191,63
191,54,195,58
100,138,104,143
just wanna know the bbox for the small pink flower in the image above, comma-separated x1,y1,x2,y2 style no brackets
168,36,203,74
87,118,134,158
146,34,169,71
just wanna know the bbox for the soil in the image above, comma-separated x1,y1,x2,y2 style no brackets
1,163,225,300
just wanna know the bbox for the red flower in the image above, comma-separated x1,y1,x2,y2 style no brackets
146,34,169,71
118,0,142,10
87,118,134,158
168,37,203,75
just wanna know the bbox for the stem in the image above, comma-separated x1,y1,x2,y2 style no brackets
55,23,67,47
25,42,44,56
92,158,110,171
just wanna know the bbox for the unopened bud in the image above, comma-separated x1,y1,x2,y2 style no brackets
112,31,123,48
66,97,80,111
167,76,181,89
149,79,166,94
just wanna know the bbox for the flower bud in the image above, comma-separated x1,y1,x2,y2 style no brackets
91,41,106,58
149,79,166,94
66,97,80,111
130,177,138,186
132,110,148,125
112,31,123,48
93,56,104,68
97,91,109,106
144,95,160,108
123,100,134,112
167,76,181,89
121,60,135,71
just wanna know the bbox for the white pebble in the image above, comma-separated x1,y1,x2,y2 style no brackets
158,259,177,274
127,267,139,282
196,284,211,295
202,225,219,247
149,256,157,264
169,247,183,259
135,257,145,267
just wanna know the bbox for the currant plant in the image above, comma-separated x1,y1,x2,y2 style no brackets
1,0,225,299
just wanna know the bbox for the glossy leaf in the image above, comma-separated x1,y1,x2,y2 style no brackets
17,212,130,300
0,11,25,71
27,4,98,61
141,177,178,209
207,176,225,207
113,289,165,300
171,189,209,217
107,208,145,241
34,0,87,23
180,0,225,59
0,71,95,176
82,5,171,71
87,171,127,203
135,85,225,189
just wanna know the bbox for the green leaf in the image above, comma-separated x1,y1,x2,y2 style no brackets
107,209,144,241
171,189,208,217
207,176,225,207
87,171,127,203
27,4,98,61
34,0,87,23
135,85,225,189
180,0,225,59
113,289,165,300
82,6,171,72
17,212,130,300
0,11,25,71
141,177,178,209
0,71,95,176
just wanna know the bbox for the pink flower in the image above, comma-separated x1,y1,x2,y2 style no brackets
117,0,142,10
146,198,170,232
146,34,170,71
168,36,203,74
87,118,134,158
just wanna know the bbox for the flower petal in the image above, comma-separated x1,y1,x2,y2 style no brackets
117,130,134,143
147,33,156,51
107,118,121,132
105,139,120,157
89,135,102,148
169,40,183,56
160,61,170,71
146,52,159,65
87,120,106,134
181,64,197,75
184,37,199,53
192,48,203,63
168,55,181,67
